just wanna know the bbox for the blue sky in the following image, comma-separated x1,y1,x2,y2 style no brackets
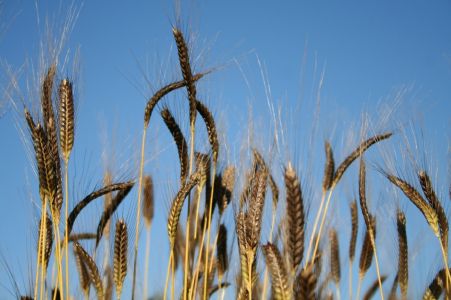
0,1,450,299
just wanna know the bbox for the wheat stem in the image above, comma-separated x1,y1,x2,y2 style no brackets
143,225,152,300
163,251,173,300
132,127,147,300
305,192,326,264
310,188,335,267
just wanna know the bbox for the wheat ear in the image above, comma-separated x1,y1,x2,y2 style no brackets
73,242,104,299
262,243,291,300
397,210,408,300
113,219,128,299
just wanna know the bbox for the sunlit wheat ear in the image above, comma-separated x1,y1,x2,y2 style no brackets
363,275,387,300
397,210,408,300
216,224,228,277
40,66,63,220
96,183,134,246
46,117,63,220
331,132,392,187
217,165,235,215
167,172,201,248
246,168,268,250
195,100,219,163
37,214,53,271
73,245,90,297
262,243,291,300
359,159,372,229
40,65,56,134
293,264,317,300
172,27,197,127
359,216,376,278
323,141,335,191
284,162,305,274
329,229,340,286
236,212,250,287
66,181,134,236
34,124,55,202
418,170,448,254
423,268,449,299
385,173,439,236
143,73,206,128
142,174,154,228
113,219,128,299
252,149,278,207
161,107,189,184
349,200,358,263
73,242,104,299
58,78,74,161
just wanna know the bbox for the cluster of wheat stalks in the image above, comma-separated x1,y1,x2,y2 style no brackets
15,26,451,300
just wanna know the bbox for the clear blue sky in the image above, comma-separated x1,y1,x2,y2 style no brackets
0,1,450,299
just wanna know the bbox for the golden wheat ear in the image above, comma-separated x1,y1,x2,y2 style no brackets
331,132,392,188
422,268,451,299
58,78,74,161
161,108,189,184
397,210,408,300
113,219,128,299
196,100,219,164
172,27,197,128
329,229,341,286
284,162,305,274
95,183,134,247
167,172,201,248
37,214,53,271
293,264,317,300
217,165,235,216
66,181,134,236
359,215,376,279
385,173,439,237
322,141,335,191
262,243,291,300
143,73,206,128
73,241,104,299
73,244,90,297
418,170,448,254
349,200,358,263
